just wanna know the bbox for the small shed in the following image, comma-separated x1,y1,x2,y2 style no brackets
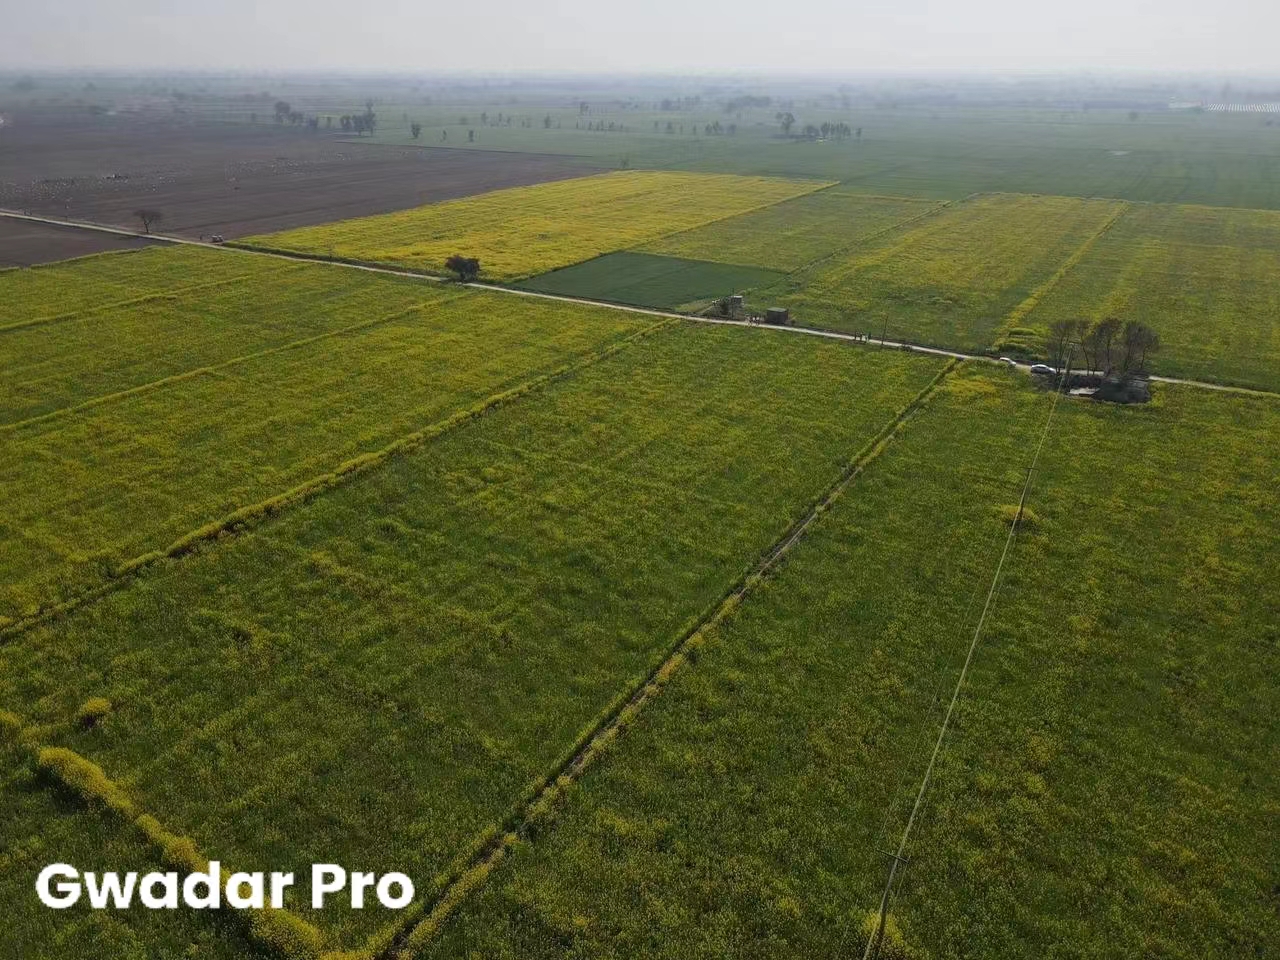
728,294,744,312
765,307,790,325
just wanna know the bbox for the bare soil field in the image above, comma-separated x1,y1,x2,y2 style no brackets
0,217,157,266
0,109,592,240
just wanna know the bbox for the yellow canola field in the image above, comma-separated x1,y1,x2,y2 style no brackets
248,171,831,280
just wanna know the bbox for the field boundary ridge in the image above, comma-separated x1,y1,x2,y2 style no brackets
377,357,961,959
0,712,330,959
2,292,471,432
0,318,676,640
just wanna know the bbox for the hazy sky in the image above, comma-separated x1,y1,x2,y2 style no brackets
5,0,1278,75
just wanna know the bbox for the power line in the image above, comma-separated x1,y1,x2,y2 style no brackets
861,354,1074,960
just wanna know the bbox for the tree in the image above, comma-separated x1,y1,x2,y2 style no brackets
468,129,475,142
273,100,291,124
445,255,480,282
1045,317,1075,372
1072,318,1094,372
133,209,162,234
777,111,796,135
410,122,422,139
544,114,552,128
1119,321,1160,374
1093,316,1123,373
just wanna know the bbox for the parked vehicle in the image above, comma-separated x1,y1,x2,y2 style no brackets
1029,363,1056,376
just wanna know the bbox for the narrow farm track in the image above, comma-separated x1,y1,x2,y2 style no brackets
380,360,960,960
1,208,1271,399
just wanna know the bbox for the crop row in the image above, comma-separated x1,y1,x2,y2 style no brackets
766,193,1127,349
638,189,944,272
0,325,946,954
1,253,464,425
0,245,285,330
422,369,1280,960
1,283,654,625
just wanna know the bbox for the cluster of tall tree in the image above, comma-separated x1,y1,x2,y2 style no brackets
270,100,322,129
273,101,306,125
339,101,378,136
1045,317,1160,376
775,113,860,140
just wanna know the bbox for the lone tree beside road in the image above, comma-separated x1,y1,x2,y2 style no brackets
133,209,162,234
445,255,480,282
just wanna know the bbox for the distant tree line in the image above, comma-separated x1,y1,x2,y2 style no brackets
774,113,860,141
270,100,322,130
723,94,773,113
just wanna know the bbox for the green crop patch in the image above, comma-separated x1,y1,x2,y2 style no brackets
1018,202,1280,391
639,190,943,272
0,256,656,623
0,324,944,954
0,245,284,332
0,251,460,425
424,368,1279,960
761,193,1126,349
515,251,784,310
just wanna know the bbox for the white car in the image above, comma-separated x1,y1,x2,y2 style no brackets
997,356,1017,367
1029,363,1056,376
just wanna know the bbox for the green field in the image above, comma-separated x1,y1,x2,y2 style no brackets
359,105,1280,211
638,190,943,271
0,249,659,623
425,367,1280,960
4,78,1280,960
1019,202,1280,391
514,252,783,310
762,193,1127,349
1,318,945,956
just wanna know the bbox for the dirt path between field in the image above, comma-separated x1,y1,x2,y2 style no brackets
1,208,1274,400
